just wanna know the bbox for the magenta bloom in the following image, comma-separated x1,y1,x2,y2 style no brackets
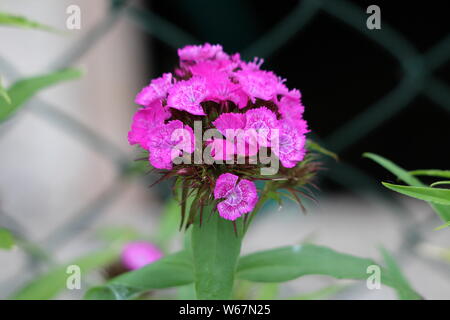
178,43,227,62
204,72,247,108
235,69,286,103
244,107,278,147
147,120,194,170
128,43,313,222
212,112,246,135
273,120,308,168
212,107,278,151
214,173,258,221
135,73,172,107
278,89,304,123
121,241,163,270
127,101,170,148
167,76,208,115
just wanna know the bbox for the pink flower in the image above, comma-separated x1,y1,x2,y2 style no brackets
240,57,264,71
235,69,286,102
121,241,163,270
278,89,304,123
135,73,173,107
214,173,258,220
209,138,235,161
167,76,208,115
178,43,227,62
272,120,307,168
147,120,194,170
189,60,235,77
212,107,278,154
244,107,278,147
204,72,248,108
212,112,246,135
128,101,170,148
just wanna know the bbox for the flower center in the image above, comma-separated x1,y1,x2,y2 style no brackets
224,185,243,206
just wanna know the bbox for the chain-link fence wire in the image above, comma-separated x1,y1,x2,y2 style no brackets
0,0,449,296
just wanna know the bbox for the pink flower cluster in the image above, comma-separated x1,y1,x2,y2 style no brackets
128,43,309,220
121,241,163,270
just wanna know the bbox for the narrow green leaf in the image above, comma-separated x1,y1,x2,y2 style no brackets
363,153,422,186
237,244,376,283
83,286,116,300
0,12,56,32
410,170,450,179
0,228,14,250
191,209,243,300
0,77,11,104
364,153,450,222
236,244,421,300
12,247,119,300
382,183,450,205
379,247,420,300
0,68,83,123
430,181,450,188
85,251,193,300
435,221,450,231
307,139,338,160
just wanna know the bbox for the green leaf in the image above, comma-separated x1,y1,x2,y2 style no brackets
0,77,11,104
288,284,345,300
0,68,83,123
12,247,119,300
84,251,193,300
435,221,450,231
410,170,450,179
0,12,56,32
430,181,450,188
307,139,338,160
255,283,279,300
382,183,450,205
83,286,117,300
236,244,421,300
191,209,243,300
0,228,14,250
177,284,197,300
363,153,422,186
364,153,450,222
380,247,420,300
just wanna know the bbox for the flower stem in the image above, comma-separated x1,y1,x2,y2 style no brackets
191,206,244,300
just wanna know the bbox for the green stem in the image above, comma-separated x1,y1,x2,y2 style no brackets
191,206,244,300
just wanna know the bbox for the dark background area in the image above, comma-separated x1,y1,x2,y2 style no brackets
141,0,450,194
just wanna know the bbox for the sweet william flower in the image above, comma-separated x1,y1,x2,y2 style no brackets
135,73,173,107
235,69,287,103
127,101,170,148
128,43,319,224
214,173,258,221
147,120,194,170
212,107,278,151
167,76,208,115
178,43,227,62
121,241,163,270
273,120,308,168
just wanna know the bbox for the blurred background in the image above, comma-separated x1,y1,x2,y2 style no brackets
0,0,449,299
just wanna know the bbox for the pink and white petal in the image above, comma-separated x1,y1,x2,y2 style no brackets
214,173,238,199
237,179,258,212
212,112,246,135
217,202,242,221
